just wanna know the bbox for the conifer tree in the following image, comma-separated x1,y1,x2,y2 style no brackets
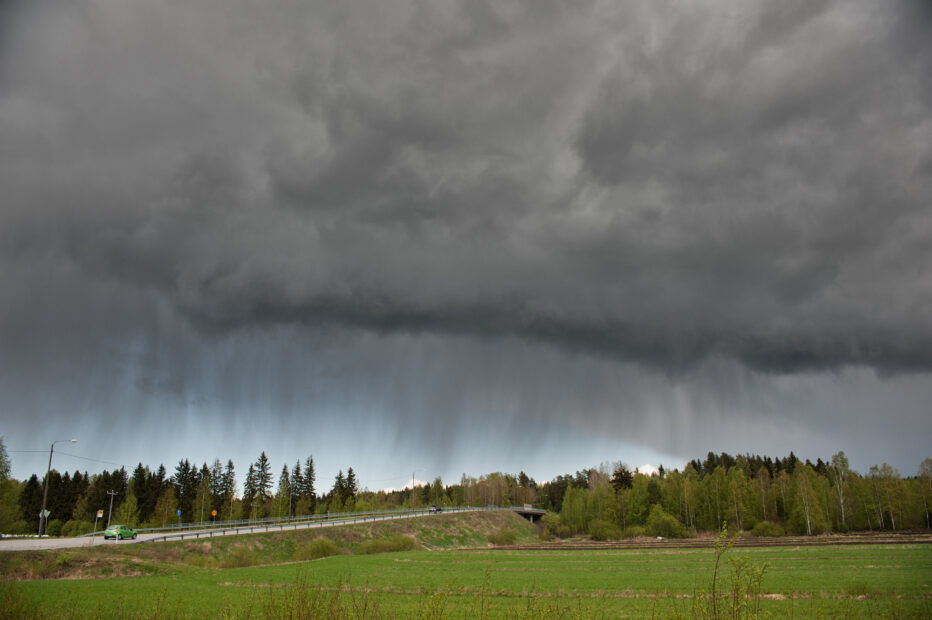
209,459,225,511
302,456,316,509
222,460,236,518
345,468,358,502
291,461,303,508
255,452,273,505
242,463,257,520
275,464,291,517
130,464,148,520
172,459,197,521
332,470,346,505
611,463,633,491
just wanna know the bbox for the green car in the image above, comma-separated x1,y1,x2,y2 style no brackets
103,524,137,540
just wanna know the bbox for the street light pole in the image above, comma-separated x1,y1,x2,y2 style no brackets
39,438,77,536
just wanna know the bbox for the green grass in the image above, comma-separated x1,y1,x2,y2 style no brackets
0,511,537,580
7,543,932,618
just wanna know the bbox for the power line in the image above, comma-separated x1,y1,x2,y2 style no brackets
9,450,125,468
53,452,127,468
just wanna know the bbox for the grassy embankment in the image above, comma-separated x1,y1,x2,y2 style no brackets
3,512,931,618
0,510,532,580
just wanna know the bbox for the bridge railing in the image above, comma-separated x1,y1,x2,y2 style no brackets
82,506,474,538
137,506,504,544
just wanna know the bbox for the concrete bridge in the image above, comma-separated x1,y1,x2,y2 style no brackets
512,505,547,523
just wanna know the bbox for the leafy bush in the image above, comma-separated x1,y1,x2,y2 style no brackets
10,520,32,535
61,520,94,537
45,519,63,537
541,512,573,539
588,519,622,541
749,521,785,537
646,505,688,538
622,525,647,538
295,537,341,561
487,528,517,546
359,535,416,554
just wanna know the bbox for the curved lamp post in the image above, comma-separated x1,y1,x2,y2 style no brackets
39,439,77,536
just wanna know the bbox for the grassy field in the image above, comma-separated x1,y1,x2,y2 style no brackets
3,515,931,618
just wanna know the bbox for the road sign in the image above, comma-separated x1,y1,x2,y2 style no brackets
97,510,104,518
176,509,182,516
211,510,217,517
40,509,50,518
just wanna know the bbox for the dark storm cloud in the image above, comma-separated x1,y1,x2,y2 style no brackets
1,0,931,390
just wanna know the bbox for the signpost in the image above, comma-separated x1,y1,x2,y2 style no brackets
177,508,182,529
91,509,103,546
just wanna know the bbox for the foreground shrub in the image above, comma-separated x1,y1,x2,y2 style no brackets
11,520,32,536
296,537,341,561
487,528,517,546
45,520,63,537
671,526,770,620
749,520,785,537
588,519,622,541
541,512,573,539
220,545,259,568
359,535,416,554
646,505,688,538
61,520,94,537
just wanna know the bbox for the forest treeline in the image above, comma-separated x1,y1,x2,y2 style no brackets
0,438,930,538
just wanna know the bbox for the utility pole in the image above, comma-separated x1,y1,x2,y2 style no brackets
39,438,77,535
106,490,118,528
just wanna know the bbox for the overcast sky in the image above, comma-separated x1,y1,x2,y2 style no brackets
2,0,930,490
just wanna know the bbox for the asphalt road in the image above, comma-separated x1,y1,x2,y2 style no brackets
0,531,166,551
0,509,479,552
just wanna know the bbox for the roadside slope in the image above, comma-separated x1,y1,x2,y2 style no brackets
1,510,536,581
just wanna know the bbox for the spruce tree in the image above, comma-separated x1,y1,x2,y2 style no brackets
243,464,257,520
209,459,225,511
222,460,236,518
275,464,291,516
303,456,316,509
611,464,633,491
345,468,358,502
173,459,196,521
255,452,273,505
332,470,346,504
292,461,303,507
131,464,148,518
